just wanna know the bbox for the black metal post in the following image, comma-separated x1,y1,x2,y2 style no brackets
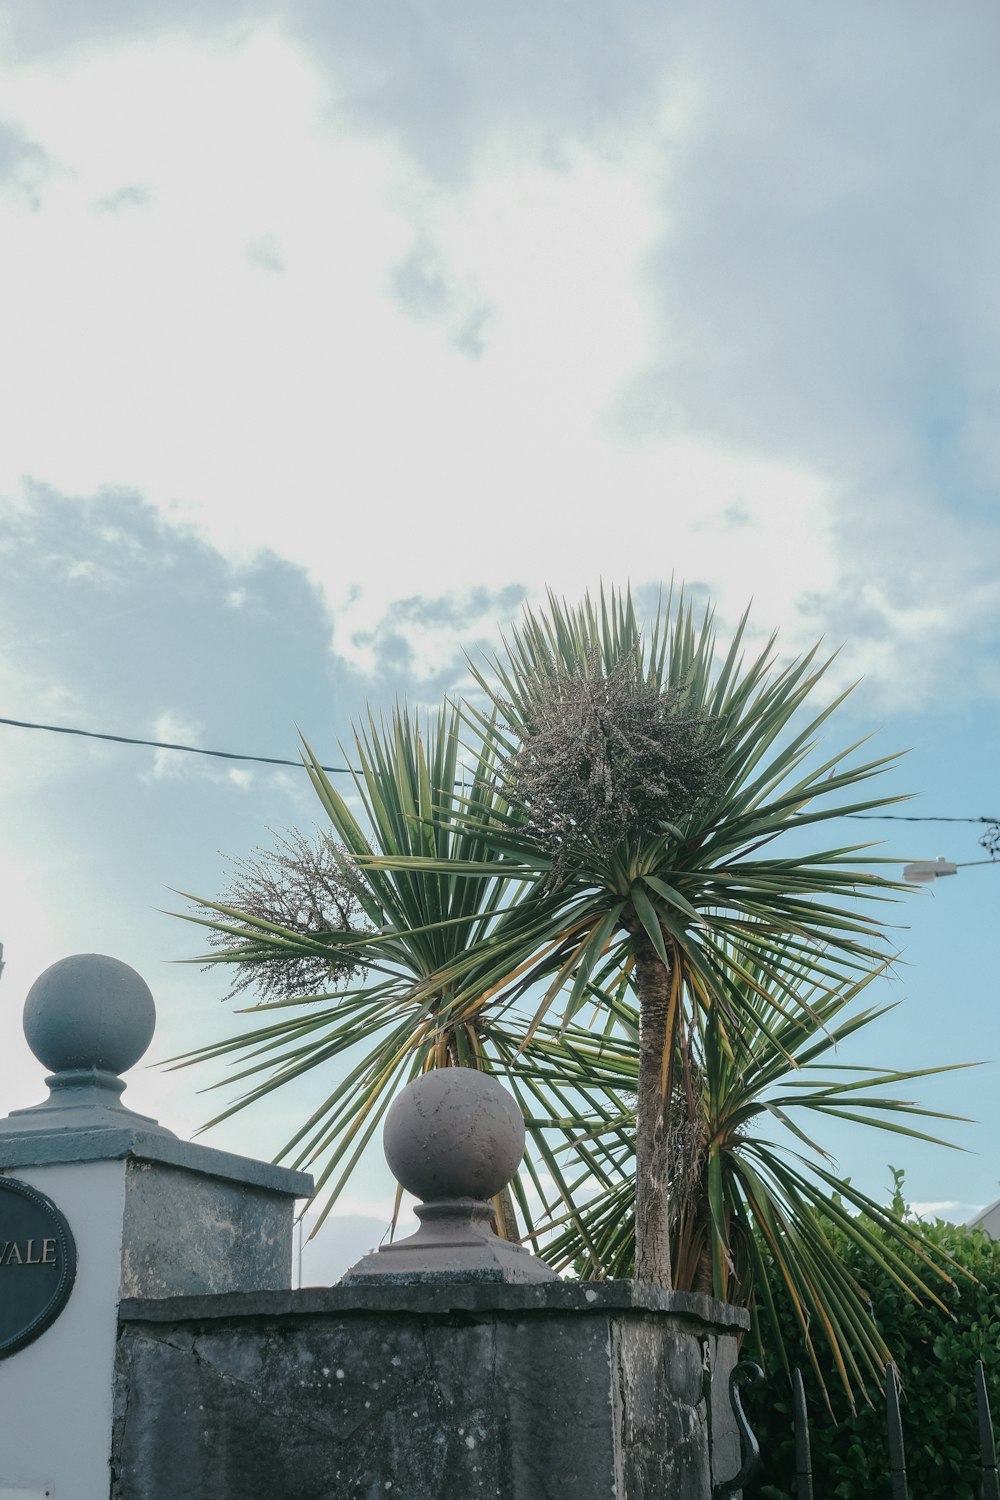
977,1359,1000,1500
792,1368,813,1500
885,1364,909,1500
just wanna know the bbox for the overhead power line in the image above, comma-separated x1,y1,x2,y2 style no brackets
848,814,999,824
0,716,996,839
0,715,353,775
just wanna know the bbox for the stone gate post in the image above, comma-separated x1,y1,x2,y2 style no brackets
0,954,310,1499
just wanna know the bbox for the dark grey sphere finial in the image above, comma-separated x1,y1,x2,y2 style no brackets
23,953,157,1077
0,953,173,1140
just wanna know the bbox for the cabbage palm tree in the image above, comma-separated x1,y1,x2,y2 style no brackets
371,587,906,1284
179,586,908,1292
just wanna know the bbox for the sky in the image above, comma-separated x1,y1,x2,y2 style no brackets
1,2,999,1282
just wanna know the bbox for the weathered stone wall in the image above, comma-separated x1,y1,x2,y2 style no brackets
119,1159,297,1299
112,1282,748,1500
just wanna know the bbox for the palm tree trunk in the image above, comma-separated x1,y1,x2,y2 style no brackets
492,1185,521,1242
443,1031,521,1244
631,928,674,1287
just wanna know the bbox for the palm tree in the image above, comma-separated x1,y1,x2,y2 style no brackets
178,585,909,1296
376,587,907,1285
175,701,622,1243
517,958,970,1407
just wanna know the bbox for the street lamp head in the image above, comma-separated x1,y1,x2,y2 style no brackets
903,858,959,884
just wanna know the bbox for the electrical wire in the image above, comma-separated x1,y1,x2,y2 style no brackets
0,715,353,775
847,814,999,823
0,715,996,835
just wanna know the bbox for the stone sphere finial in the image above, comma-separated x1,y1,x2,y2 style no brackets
383,1067,525,1204
342,1065,555,1283
23,954,156,1077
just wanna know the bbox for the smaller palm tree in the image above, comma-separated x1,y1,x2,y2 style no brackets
519,958,971,1408
175,702,616,1243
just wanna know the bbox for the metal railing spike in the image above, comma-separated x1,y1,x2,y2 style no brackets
884,1363,909,1500
977,1359,1000,1500
792,1368,814,1500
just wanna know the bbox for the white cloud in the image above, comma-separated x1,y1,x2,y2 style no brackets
0,30,844,679
0,13,995,709
140,713,259,789
304,1192,417,1233
0,662,102,797
0,856,72,1117
909,1201,983,1223
143,712,204,782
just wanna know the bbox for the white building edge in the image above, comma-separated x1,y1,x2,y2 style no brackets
967,1199,1000,1237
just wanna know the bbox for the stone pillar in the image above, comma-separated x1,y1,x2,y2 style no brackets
111,1066,753,1498
0,955,311,1500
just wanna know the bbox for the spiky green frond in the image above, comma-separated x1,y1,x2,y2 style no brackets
172,703,616,1239
521,959,972,1408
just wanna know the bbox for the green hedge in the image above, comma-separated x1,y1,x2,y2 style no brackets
745,1207,1000,1499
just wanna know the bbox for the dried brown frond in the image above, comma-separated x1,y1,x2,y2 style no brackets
197,828,369,1003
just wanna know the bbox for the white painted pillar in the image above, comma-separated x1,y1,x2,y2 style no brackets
0,955,311,1500
0,1161,126,1498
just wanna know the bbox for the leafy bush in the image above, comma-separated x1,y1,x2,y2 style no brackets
746,1191,1000,1499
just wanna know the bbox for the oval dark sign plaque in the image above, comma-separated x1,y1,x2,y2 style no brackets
0,1177,77,1358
